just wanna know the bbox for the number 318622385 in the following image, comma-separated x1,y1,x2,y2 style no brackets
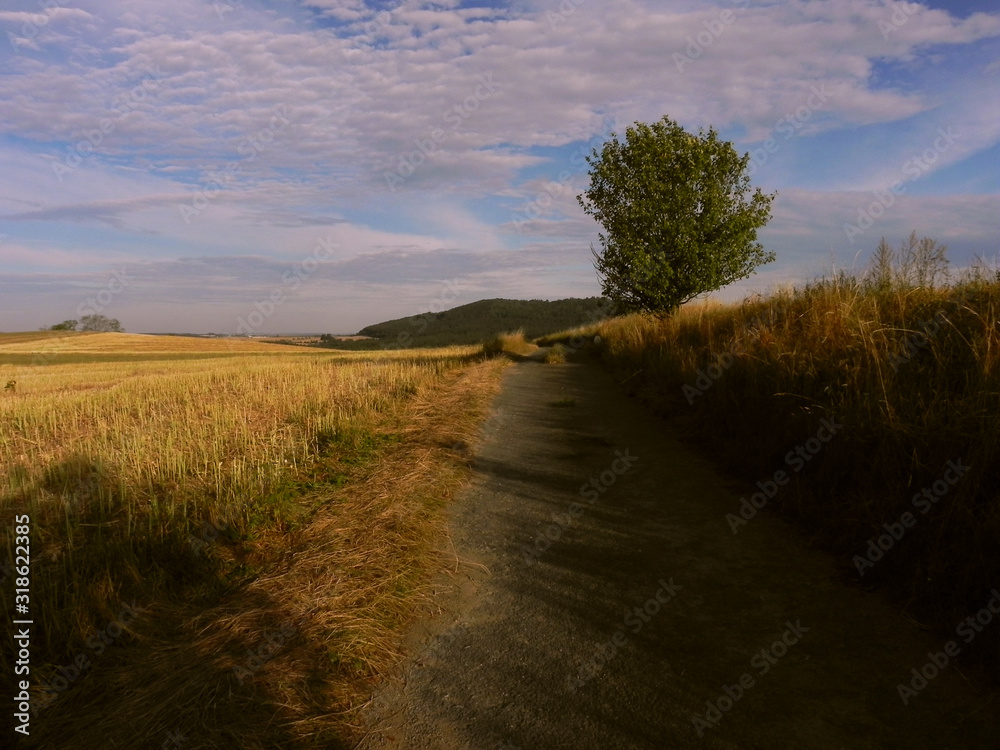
14,515,30,590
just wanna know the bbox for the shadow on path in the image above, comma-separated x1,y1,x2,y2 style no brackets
358,354,999,750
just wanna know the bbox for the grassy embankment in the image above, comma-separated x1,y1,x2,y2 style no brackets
0,332,508,747
479,330,536,358
545,272,1000,675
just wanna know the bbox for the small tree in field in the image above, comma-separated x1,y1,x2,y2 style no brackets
79,314,124,332
578,116,775,315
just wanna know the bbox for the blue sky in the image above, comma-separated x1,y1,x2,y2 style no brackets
1,0,998,334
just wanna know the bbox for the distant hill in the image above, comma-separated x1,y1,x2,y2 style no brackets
323,297,614,349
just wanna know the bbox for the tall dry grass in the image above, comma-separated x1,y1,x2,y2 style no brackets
590,272,1000,673
0,336,506,746
479,330,536,358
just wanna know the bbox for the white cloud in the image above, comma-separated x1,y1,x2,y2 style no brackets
0,0,997,332
0,7,94,24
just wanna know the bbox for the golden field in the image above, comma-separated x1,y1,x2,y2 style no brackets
0,333,508,747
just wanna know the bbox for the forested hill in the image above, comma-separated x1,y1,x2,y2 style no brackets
333,297,613,349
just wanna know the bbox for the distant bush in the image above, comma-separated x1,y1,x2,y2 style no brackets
480,330,534,359
544,344,568,364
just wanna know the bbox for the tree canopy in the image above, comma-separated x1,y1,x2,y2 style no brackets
80,314,124,332
578,116,775,315
45,315,124,332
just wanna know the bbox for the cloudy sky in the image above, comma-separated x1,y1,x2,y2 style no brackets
1,0,998,334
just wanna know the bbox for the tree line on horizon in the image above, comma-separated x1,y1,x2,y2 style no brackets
43,315,125,333
319,297,613,350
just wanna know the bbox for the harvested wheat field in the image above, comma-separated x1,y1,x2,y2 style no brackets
0,334,509,748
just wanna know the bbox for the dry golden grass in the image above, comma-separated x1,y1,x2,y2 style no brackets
0,332,302,355
0,332,83,347
479,330,536,358
543,343,569,364
588,275,1000,674
0,335,508,746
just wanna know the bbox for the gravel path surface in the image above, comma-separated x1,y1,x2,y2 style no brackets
357,351,999,750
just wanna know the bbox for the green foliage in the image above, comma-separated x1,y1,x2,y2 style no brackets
46,315,124,332
79,314,125,332
578,116,775,315
324,297,613,349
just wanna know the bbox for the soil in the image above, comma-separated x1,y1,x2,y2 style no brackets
356,349,999,750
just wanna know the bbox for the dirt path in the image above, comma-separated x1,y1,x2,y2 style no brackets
356,351,999,750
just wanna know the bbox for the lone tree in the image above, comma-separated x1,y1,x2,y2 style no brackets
578,116,775,315
79,314,124,332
